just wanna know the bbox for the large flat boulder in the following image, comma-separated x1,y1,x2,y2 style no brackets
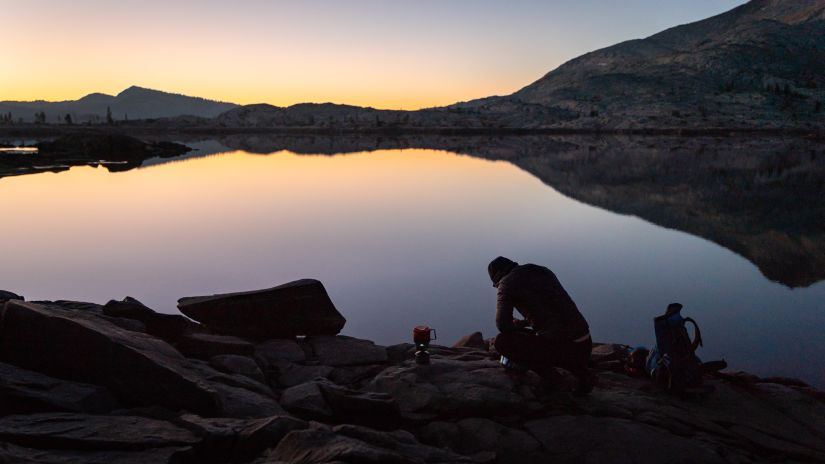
0,413,200,451
0,442,188,464
261,424,473,463
524,415,726,464
0,362,119,415
177,414,307,462
419,418,546,464
318,381,400,429
369,358,535,419
185,360,285,418
0,300,220,416
280,379,400,428
178,280,346,339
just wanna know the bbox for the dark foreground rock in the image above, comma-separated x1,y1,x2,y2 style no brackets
176,414,307,462
103,296,200,343
260,423,473,463
1,293,824,463
178,279,346,339
0,300,220,415
0,300,286,419
0,362,119,415
0,290,23,303
0,413,199,450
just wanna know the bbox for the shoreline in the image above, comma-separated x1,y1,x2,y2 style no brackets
1,287,824,463
1,124,824,139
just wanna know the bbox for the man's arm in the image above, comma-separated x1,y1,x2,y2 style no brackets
495,288,517,332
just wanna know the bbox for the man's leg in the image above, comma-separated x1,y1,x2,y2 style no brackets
566,339,595,395
493,331,539,364
495,332,568,379
497,333,595,394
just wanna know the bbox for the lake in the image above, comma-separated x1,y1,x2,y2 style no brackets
1,134,823,387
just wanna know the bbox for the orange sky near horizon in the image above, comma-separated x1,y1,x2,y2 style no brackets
1,0,746,109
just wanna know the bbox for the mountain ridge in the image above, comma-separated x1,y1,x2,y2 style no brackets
506,0,825,129
1,0,823,129
0,86,237,123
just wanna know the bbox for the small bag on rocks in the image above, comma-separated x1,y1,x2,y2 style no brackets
646,303,711,394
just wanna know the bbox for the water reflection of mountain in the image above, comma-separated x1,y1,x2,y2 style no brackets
210,134,825,288
5,133,823,288
489,136,825,289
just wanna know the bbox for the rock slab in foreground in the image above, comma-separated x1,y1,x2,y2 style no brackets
178,279,346,339
0,300,220,416
0,362,119,415
525,415,725,464
262,424,472,463
0,412,199,451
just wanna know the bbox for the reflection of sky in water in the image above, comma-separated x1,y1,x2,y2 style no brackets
1,144,823,387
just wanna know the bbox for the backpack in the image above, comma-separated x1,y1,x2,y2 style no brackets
646,303,706,393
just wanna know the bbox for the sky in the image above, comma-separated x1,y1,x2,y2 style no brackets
2,0,747,109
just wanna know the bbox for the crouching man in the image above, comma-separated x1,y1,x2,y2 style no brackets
488,256,595,395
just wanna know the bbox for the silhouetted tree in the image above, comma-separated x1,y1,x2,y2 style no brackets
34,111,47,124
64,114,73,125
106,106,113,125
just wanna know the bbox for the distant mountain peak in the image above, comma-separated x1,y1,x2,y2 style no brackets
116,85,160,97
0,85,238,122
77,92,114,103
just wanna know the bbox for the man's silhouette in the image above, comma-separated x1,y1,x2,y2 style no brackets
489,256,595,394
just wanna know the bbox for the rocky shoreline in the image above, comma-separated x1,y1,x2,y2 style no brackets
0,133,190,180
0,283,824,463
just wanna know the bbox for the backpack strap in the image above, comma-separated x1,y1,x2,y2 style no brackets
684,317,703,351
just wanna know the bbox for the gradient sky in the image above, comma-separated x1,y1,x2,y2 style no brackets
3,0,746,109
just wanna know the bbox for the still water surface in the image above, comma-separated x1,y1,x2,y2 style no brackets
1,140,823,386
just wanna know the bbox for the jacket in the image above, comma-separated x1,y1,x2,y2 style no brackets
495,263,589,341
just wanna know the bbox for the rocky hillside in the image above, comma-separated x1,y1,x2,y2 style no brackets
1,283,824,463
213,0,825,131
0,86,237,123
213,101,573,131
502,0,825,129
1,1,821,131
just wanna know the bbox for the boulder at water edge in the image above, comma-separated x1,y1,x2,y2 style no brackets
177,279,346,339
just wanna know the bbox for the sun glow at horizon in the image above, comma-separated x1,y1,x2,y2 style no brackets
1,0,746,109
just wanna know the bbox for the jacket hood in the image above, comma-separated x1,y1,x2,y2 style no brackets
488,256,518,286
